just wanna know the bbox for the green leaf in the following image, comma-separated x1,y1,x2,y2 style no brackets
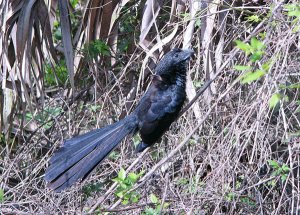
120,183,127,189
128,173,138,183
118,168,126,180
250,51,264,62
122,199,129,205
131,194,139,203
269,93,281,109
193,80,203,88
233,65,252,71
279,83,300,89
132,134,142,147
108,151,120,160
246,15,261,23
150,193,158,204
195,19,201,27
0,189,4,202
262,60,272,72
250,37,265,51
268,160,279,168
292,25,300,33
116,191,124,198
89,104,101,112
163,202,170,208
288,10,300,17
240,70,265,84
144,207,156,215
281,174,288,182
94,40,110,56
282,164,290,172
258,32,266,40
70,0,78,8
235,40,251,55
269,179,276,187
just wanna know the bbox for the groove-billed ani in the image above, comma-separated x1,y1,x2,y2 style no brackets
45,48,194,192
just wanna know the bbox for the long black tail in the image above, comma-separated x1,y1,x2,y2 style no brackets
44,114,139,192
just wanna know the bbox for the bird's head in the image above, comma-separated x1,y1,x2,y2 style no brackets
155,48,194,77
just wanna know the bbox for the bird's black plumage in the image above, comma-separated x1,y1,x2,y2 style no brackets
45,48,194,191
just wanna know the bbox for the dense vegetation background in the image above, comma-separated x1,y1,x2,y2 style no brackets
1,0,299,214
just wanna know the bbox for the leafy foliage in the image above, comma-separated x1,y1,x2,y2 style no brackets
142,194,169,215
112,168,144,205
284,3,300,32
268,160,290,184
45,60,69,86
269,93,281,109
83,40,111,60
234,37,268,84
26,107,63,129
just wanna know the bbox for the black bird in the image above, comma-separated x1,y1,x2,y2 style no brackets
44,48,194,191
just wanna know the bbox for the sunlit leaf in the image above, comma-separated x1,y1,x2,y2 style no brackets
233,65,252,71
269,93,281,109
118,168,126,180
279,84,300,89
240,70,265,84
246,15,260,23
235,40,251,55
0,189,4,202
128,173,138,183
268,160,279,168
150,193,158,204
262,60,272,72
250,52,263,62
250,37,265,51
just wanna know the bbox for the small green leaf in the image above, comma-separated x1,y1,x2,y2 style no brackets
195,19,201,27
250,51,264,62
240,70,265,84
163,202,170,208
89,104,101,112
131,194,139,203
0,189,4,202
235,40,251,55
137,170,145,178
120,183,127,189
193,80,203,88
118,168,126,180
262,60,272,72
288,10,300,17
109,151,120,160
128,173,138,183
233,65,252,71
269,179,276,187
282,164,290,172
122,199,129,205
268,160,279,168
281,174,288,182
116,191,123,198
292,25,300,33
246,15,261,23
150,193,158,204
269,93,281,109
250,37,265,51
258,32,266,40
132,134,142,147
279,83,300,89
70,0,78,8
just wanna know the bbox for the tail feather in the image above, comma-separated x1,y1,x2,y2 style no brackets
45,115,138,191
